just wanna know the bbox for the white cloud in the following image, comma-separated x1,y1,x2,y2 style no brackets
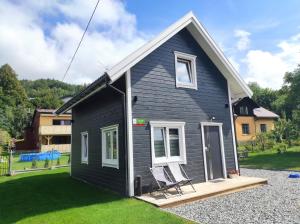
243,33,300,89
234,29,251,51
0,0,148,84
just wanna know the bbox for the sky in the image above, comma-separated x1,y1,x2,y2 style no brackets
0,0,300,89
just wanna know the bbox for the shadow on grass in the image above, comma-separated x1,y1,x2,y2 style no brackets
0,170,121,224
239,151,300,170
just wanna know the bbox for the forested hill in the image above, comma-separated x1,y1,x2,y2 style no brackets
21,79,84,109
0,64,83,138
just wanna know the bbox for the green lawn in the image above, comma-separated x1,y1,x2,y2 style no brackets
0,168,193,224
239,146,300,171
12,154,70,171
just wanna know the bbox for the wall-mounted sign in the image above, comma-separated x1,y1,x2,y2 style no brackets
133,118,146,126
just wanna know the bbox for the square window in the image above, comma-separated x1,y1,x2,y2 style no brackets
174,51,197,89
260,124,267,132
150,121,186,166
101,125,119,169
239,106,248,115
81,132,88,164
242,124,250,135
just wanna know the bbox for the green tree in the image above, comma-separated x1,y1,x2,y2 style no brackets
0,64,31,137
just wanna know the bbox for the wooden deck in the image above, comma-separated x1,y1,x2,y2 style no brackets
136,176,267,208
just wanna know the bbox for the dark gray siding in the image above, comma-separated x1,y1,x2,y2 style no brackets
71,77,127,195
131,28,236,192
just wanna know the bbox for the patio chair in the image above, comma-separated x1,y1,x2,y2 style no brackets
168,163,196,193
149,166,182,198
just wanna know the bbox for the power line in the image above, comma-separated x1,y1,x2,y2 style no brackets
62,0,100,82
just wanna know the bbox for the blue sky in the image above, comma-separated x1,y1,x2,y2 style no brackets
0,0,299,88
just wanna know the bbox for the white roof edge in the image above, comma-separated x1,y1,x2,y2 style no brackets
107,11,252,98
189,16,253,97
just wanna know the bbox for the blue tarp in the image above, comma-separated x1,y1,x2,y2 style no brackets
19,150,61,162
288,173,300,178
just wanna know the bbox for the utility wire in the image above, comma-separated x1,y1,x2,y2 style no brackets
62,0,100,82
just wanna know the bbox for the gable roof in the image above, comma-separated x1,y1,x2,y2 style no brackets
56,11,252,114
253,107,279,118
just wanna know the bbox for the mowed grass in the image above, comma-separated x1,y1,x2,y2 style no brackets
12,154,70,171
0,168,193,224
239,146,300,171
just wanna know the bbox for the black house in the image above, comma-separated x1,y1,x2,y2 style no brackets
56,12,252,196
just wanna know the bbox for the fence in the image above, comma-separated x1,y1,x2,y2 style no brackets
1,150,70,175
0,155,9,176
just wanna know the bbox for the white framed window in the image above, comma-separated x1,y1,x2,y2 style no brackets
174,51,197,89
81,131,88,164
101,124,119,169
150,121,186,166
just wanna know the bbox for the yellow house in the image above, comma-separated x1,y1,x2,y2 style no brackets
233,97,279,143
16,109,72,152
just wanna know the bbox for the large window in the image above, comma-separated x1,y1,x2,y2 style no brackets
174,51,197,89
242,124,250,135
150,121,186,165
101,125,119,169
81,132,88,164
260,124,267,133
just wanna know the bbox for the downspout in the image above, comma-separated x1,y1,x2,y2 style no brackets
106,79,129,196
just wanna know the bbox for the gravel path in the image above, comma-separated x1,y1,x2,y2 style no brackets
164,169,300,224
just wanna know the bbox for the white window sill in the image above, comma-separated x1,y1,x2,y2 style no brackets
81,160,88,164
152,159,186,167
176,82,198,90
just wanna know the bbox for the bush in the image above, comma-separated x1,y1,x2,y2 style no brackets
68,154,71,164
273,142,288,154
56,158,60,166
31,159,37,169
44,158,49,168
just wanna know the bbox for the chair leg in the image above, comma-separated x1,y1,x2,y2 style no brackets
189,181,196,192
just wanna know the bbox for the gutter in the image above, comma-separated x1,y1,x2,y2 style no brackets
106,82,129,196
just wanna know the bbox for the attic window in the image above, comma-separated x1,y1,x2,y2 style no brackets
174,51,197,89
240,106,249,115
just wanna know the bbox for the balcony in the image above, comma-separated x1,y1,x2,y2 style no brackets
39,125,71,135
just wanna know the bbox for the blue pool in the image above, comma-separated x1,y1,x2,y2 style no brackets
19,150,61,162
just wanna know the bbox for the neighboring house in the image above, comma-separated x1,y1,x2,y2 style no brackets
16,109,72,152
233,97,279,143
56,12,252,196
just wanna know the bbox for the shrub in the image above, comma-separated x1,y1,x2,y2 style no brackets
68,154,71,164
273,142,288,154
31,159,37,169
44,158,49,168
56,158,60,166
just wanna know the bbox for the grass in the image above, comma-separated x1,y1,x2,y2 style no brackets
12,154,70,171
239,146,300,171
0,168,193,224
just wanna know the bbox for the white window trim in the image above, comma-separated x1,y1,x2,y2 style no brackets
101,124,119,169
81,131,88,164
174,51,197,90
150,121,186,166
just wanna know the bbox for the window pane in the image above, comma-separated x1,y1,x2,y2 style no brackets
242,124,249,134
154,128,166,157
105,132,111,159
112,130,117,159
169,129,180,156
176,59,192,84
260,124,267,132
83,134,88,157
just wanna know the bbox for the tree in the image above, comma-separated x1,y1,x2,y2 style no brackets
0,64,31,138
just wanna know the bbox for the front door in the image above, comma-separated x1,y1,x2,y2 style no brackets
202,124,225,180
